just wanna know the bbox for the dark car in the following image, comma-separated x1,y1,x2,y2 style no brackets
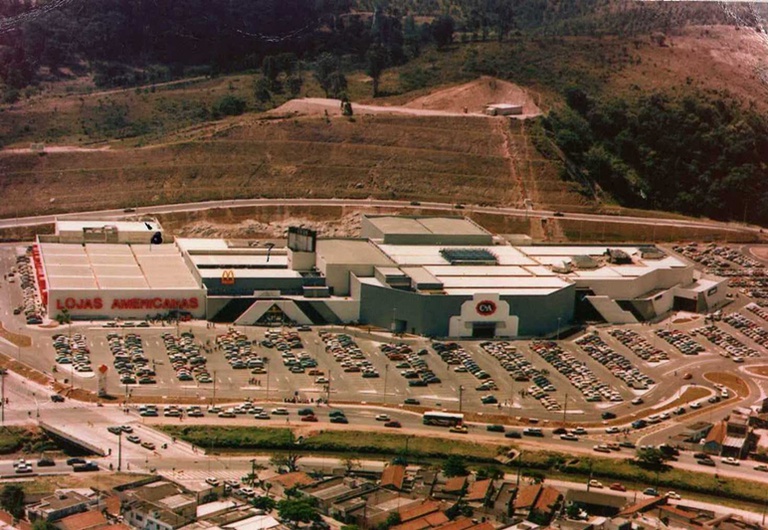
601,411,617,420
50,394,65,402
505,430,522,439
66,457,86,466
697,459,716,467
73,462,99,472
330,416,349,424
384,421,402,428
487,424,505,433
37,457,55,467
404,398,421,405
297,408,314,416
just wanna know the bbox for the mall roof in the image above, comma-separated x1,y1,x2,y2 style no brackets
366,216,489,237
316,239,394,266
56,220,161,233
191,254,289,268
40,243,200,290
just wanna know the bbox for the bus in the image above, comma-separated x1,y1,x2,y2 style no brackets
423,411,464,427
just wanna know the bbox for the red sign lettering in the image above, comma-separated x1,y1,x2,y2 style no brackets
55,297,197,312
56,298,103,310
476,300,497,316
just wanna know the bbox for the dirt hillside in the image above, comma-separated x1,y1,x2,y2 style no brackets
403,76,541,115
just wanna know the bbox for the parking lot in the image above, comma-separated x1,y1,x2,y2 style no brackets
3,243,768,421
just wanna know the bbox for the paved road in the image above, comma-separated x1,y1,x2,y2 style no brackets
0,198,758,236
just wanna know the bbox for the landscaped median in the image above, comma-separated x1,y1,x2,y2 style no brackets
160,426,503,462
162,425,768,510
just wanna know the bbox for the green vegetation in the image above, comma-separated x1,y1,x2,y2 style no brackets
163,425,768,508
545,88,768,224
277,498,320,525
0,428,23,455
442,455,469,477
161,426,294,449
0,484,25,519
161,425,502,461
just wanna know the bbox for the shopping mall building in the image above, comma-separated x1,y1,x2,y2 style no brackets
34,216,727,338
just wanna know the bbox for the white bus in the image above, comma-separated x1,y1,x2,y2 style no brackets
423,411,464,427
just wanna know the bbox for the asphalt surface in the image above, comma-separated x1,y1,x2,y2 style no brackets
0,198,759,235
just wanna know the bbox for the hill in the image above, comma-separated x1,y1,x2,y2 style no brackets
2,0,768,227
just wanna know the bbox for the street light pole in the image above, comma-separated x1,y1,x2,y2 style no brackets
118,430,122,472
383,364,389,405
459,385,464,413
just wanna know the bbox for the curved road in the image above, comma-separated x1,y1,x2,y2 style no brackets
0,198,761,235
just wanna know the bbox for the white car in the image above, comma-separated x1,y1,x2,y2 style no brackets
605,427,620,434
588,479,603,489
722,457,740,466
666,491,682,500
205,477,221,487
375,414,390,421
631,397,644,405
271,408,289,415
690,401,702,409
239,486,255,497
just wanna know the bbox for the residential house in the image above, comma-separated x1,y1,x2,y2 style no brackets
269,472,315,498
682,422,713,443
512,485,562,524
28,491,97,522
301,477,377,513
381,466,407,492
55,510,107,530
565,490,628,517
121,481,198,530
465,480,493,506
703,421,727,456
617,496,667,518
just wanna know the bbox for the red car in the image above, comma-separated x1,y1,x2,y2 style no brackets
384,421,402,428
301,415,319,422
609,483,626,492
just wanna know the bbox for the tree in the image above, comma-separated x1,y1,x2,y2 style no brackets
475,465,503,480
0,484,25,520
262,56,279,88
277,498,320,526
366,43,388,97
342,456,361,475
252,496,276,511
314,53,347,99
431,15,455,49
212,95,246,117
635,447,671,469
254,78,272,103
32,520,57,530
270,451,301,473
442,455,468,477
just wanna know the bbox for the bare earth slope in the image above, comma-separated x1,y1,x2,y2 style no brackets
402,76,541,115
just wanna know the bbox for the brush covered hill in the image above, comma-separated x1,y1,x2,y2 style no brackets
2,1,768,224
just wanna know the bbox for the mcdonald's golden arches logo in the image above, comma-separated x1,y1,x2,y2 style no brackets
221,269,236,285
